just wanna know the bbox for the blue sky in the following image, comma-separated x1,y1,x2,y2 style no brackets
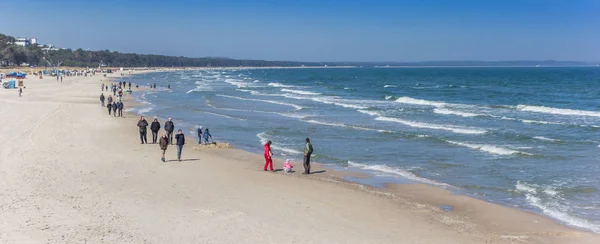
1,0,598,62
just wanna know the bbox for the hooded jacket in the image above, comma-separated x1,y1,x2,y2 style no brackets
151,121,161,132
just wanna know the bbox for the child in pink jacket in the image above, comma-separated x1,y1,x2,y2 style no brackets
283,159,293,173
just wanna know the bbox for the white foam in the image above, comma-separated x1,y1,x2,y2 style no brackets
384,96,394,100
137,107,153,115
256,132,302,155
500,116,566,126
517,105,600,118
516,181,600,233
216,94,302,110
268,82,295,88
520,119,564,125
533,136,561,142
347,161,452,188
344,87,351,90
383,85,397,88
395,96,447,107
310,97,368,109
433,108,482,117
446,140,530,156
515,181,538,194
375,116,487,135
305,120,391,133
224,79,252,88
186,86,212,94
280,93,373,110
281,88,321,96
357,110,380,116
200,111,247,121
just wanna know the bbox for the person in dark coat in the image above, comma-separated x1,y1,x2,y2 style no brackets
117,101,124,117
128,82,131,89
150,118,161,143
175,129,185,161
107,101,113,116
303,138,314,174
112,102,117,116
100,93,105,107
164,118,175,144
137,116,149,144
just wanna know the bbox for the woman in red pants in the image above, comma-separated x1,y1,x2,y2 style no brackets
264,141,274,171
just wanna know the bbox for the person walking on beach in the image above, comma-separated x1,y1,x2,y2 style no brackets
137,116,149,144
100,93,105,107
150,118,161,143
117,101,124,117
101,83,104,91
203,128,212,144
303,138,314,174
112,102,117,116
60,76,63,82
264,140,274,171
164,118,175,144
128,82,131,90
159,132,169,162
197,126,203,144
113,86,117,96
18,87,22,97
175,129,185,161
167,84,171,90
107,101,113,116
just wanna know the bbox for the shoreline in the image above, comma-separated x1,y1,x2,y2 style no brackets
0,70,598,243
121,70,599,238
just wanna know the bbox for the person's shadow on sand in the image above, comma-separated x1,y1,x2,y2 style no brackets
166,158,200,162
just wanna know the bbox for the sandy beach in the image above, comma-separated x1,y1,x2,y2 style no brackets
0,71,598,244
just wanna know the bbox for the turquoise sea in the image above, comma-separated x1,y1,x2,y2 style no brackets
126,67,600,233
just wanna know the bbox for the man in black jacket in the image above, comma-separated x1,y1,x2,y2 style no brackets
175,129,185,161
137,116,149,144
150,118,161,144
164,117,175,144
100,93,105,107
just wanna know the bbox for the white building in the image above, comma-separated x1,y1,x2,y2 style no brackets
15,37,37,46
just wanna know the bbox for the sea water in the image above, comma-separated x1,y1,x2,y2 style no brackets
126,67,600,233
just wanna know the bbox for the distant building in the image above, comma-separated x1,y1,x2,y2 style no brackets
41,44,60,51
15,37,36,46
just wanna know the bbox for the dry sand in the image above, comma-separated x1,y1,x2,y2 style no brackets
0,72,598,244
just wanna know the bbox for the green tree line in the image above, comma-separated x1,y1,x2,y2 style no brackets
0,33,318,68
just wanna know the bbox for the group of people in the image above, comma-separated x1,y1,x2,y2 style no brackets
102,81,132,97
137,117,186,162
263,138,314,174
100,93,124,117
196,127,213,144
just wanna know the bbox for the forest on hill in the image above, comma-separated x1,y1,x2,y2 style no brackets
0,33,318,68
